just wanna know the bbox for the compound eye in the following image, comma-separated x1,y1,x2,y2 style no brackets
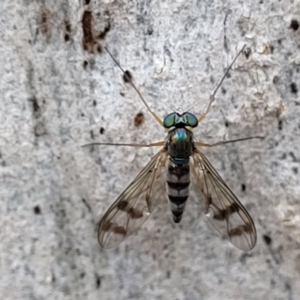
185,113,198,128
163,113,176,128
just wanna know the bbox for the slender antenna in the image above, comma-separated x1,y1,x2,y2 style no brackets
104,46,164,127
186,44,247,119
82,141,165,148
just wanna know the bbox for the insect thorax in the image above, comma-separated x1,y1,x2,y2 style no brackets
167,128,194,162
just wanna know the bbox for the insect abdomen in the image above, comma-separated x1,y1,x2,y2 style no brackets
166,159,190,223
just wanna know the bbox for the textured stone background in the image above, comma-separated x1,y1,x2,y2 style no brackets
1,0,300,299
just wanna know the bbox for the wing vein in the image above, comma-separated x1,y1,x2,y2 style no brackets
98,149,167,248
191,150,257,251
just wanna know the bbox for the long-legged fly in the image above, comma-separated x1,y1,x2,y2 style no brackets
85,45,263,251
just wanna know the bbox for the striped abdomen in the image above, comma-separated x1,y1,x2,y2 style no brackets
166,159,190,223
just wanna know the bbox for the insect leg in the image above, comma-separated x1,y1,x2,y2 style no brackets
82,141,166,148
105,47,164,127
187,45,247,123
195,136,264,148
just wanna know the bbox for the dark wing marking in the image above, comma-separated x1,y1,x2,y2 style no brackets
98,149,167,248
191,149,256,251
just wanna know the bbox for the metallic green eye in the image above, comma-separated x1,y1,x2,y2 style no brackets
164,112,198,128
163,113,176,128
185,113,198,128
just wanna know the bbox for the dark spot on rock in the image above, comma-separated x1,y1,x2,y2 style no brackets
85,0,91,4
281,153,286,159
34,205,41,214
90,130,94,139
273,76,279,84
289,152,298,162
292,167,298,174
147,27,153,35
98,21,111,39
239,252,252,264
65,21,71,33
290,82,298,94
263,234,272,245
290,19,299,31
136,15,144,25
278,120,282,130
64,21,71,42
96,275,101,288
241,183,246,192
38,11,51,38
82,198,92,212
134,112,144,127
83,60,88,69
100,127,105,134
243,47,251,59
82,11,96,52
29,97,40,114
34,122,47,137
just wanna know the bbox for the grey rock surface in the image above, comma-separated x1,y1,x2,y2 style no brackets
0,0,300,299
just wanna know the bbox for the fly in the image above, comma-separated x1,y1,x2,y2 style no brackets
85,45,263,251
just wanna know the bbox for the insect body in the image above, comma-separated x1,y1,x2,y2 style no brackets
164,112,198,223
91,46,260,251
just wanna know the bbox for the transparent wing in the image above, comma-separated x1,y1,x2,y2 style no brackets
191,149,257,251
98,149,167,248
